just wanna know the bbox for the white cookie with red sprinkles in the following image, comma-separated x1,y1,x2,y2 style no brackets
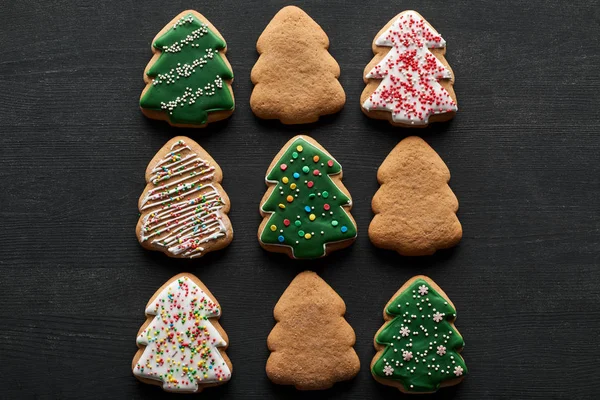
361,11,457,127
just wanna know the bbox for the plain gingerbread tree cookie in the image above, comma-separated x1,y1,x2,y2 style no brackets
266,271,360,390
250,6,345,124
361,10,457,127
136,136,233,258
371,275,467,393
140,10,234,128
369,136,461,256
132,273,232,392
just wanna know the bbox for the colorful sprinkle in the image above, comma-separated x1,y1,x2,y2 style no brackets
332,220,339,227
313,169,320,176
283,219,291,227
282,177,289,184
322,191,329,199
307,181,314,188
341,226,348,233
290,183,297,190
280,163,287,171
324,204,330,211
304,206,311,212
286,195,294,203
293,172,300,179
304,233,312,239
278,235,285,243
327,160,334,167
298,230,305,237
313,155,320,162
309,214,316,221
296,145,303,152
270,225,277,232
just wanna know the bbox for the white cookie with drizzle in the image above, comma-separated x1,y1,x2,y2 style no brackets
136,136,233,258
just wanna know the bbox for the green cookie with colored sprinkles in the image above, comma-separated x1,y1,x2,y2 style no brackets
371,275,467,393
258,136,357,259
140,10,235,128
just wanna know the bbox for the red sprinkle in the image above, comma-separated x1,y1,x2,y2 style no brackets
324,204,330,211
280,163,287,171
307,181,314,188
283,219,290,226
327,160,334,167
313,169,320,176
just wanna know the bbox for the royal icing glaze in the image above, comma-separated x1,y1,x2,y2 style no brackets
363,11,457,125
140,13,234,125
134,275,231,392
139,139,228,258
372,278,467,392
260,137,356,259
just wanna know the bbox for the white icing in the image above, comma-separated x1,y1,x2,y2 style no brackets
134,276,231,392
140,140,227,258
363,11,457,125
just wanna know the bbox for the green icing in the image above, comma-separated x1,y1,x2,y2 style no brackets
372,279,467,393
260,138,356,259
140,13,234,125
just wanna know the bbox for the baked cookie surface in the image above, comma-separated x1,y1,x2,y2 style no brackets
250,6,345,124
267,271,360,390
369,136,461,256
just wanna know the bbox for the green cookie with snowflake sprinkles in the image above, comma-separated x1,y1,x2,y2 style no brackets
140,10,234,128
258,136,357,259
372,276,467,393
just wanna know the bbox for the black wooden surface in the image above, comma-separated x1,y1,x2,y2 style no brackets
1,0,599,399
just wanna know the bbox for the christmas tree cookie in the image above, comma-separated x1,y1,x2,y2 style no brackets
267,271,360,390
250,6,345,124
372,276,467,393
369,136,461,256
258,136,357,259
136,136,232,258
132,273,232,392
140,10,234,128
361,10,457,127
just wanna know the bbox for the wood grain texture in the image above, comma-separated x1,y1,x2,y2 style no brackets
0,0,599,399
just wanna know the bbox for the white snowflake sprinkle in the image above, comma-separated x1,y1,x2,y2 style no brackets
383,365,394,376
433,312,444,323
418,285,429,295
437,345,446,356
399,327,410,337
402,350,413,361
454,366,464,376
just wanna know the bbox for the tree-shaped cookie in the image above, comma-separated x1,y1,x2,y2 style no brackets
371,276,467,393
132,273,232,392
369,136,461,256
136,136,232,258
258,136,357,259
267,271,360,390
140,10,234,128
250,6,345,124
361,10,457,127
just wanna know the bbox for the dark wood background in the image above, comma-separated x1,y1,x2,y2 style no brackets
1,0,599,398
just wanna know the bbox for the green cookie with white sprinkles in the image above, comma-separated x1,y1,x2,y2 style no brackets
140,10,235,128
371,275,467,393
